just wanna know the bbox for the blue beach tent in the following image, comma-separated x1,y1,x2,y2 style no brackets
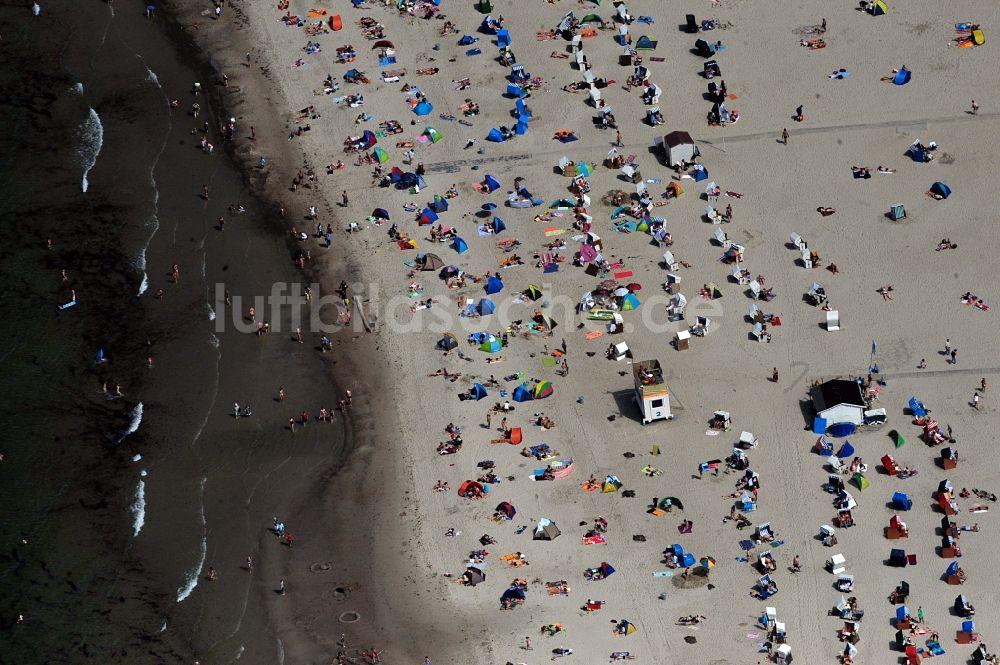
930,182,951,199
414,101,433,116
512,384,533,402
485,275,504,294
514,120,528,135
452,236,469,254
893,68,911,85
471,383,488,400
418,207,439,225
497,29,511,48
431,195,449,213
487,127,507,142
483,175,501,192
506,83,528,98
491,217,507,233
477,298,496,315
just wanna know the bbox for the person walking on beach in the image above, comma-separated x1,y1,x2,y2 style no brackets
485,412,491,429
278,387,285,402
202,185,209,200
973,391,981,410
246,555,253,572
971,100,979,115
781,128,789,145
289,417,296,432
794,105,804,122
207,567,217,581
278,579,285,595
951,349,958,365
524,636,532,650
341,190,349,207
615,129,622,147
771,367,779,383
791,555,802,572
981,377,987,393
944,338,951,356
917,606,925,624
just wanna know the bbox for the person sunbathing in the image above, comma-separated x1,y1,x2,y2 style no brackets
877,165,896,174
877,284,894,300
852,166,872,178
818,206,836,215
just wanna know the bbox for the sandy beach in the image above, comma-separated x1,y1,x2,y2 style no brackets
53,0,1000,663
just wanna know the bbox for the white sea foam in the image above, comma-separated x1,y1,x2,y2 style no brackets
276,640,284,665
79,108,103,193
207,304,216,321
132,454,142,462
70,82,83,95
227,645,246,663
131,478,146,537
136,68,168,297
158,621,167,633
118,402,143,443
175,477,208,603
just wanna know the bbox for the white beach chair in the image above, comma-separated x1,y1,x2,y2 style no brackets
828,553,847,575
789,232,806,250
712,227,729,248
826,309,841,331
663,251,678,270
801,248,812,269
731,265,749,284
748,280,761,299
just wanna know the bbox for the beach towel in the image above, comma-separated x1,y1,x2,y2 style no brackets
614,271,633,279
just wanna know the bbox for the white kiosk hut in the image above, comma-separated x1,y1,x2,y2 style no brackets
633,359,672,424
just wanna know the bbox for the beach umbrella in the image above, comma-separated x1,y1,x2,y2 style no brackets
627,283,642,291
361,130,377,148
482,202,497,211
414,100,433,116
659,496,684,510
597,279,619,294
372,146,389,163
621,293,641,311
372,39,395,49
372,207,390,220
700,556,717,570
525,285,543,301
534,380,554,399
